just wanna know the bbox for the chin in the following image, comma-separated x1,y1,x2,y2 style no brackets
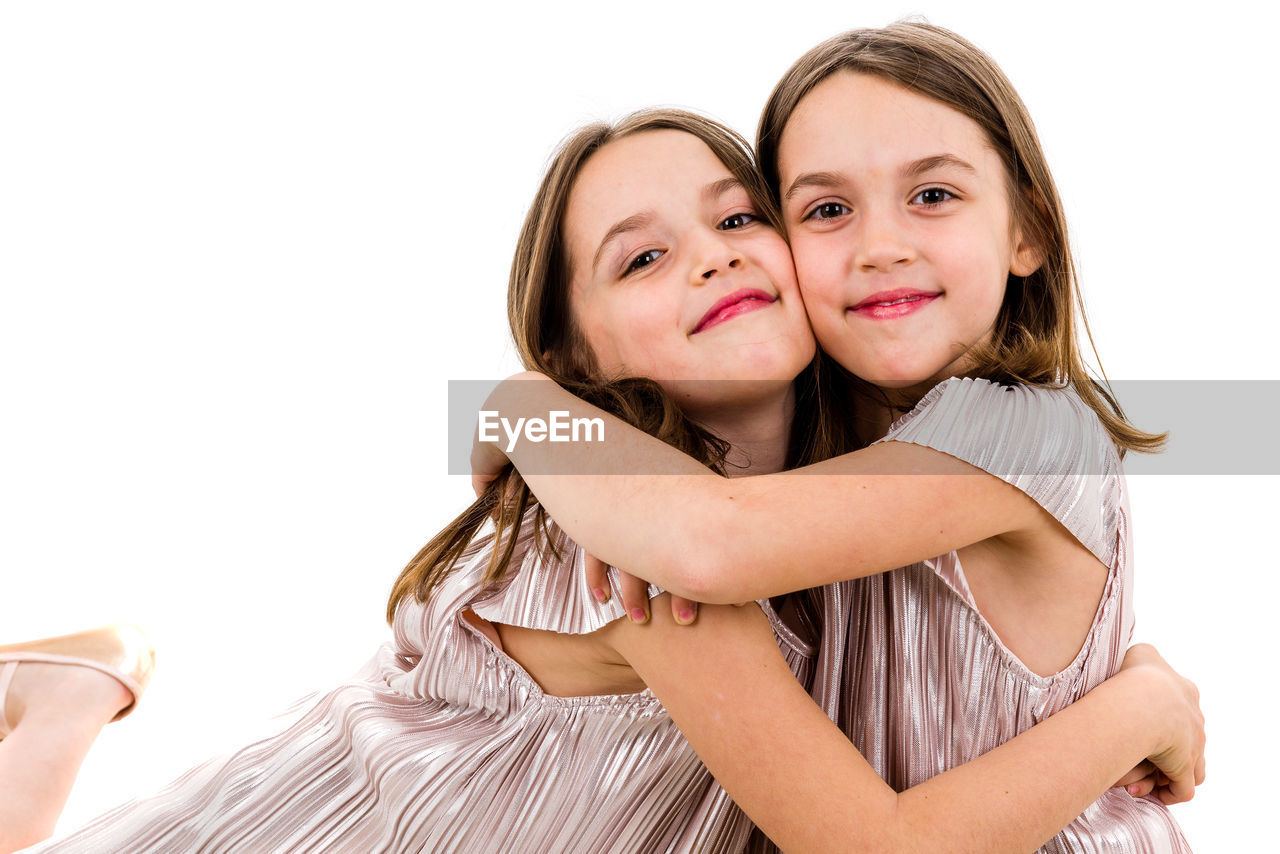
739,346,813,385
838,342,956,389
867,376,924,390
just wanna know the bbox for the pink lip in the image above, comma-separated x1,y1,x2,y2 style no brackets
848,288,939,320
693,288,777,334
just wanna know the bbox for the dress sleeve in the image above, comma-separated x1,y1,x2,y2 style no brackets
875,377,1124,567
469,513,650,634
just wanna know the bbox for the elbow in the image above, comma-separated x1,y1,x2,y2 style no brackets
652,479,763,604
664,541,749,605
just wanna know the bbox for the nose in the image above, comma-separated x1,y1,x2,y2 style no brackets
692,230,744,284
855,210,916,272
701,258,741,280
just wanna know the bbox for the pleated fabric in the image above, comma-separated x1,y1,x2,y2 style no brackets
27,521,814,853
813,377,1192,853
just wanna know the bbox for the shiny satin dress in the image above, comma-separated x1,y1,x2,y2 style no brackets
27,523,814,853
812,377,1192,853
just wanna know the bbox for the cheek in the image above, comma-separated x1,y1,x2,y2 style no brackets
757,237,800,292
790,234,845,311
593,301,677,375
574,295,628,375
930,221,1008,299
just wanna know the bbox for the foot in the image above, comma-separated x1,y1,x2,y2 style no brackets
3,661,133,736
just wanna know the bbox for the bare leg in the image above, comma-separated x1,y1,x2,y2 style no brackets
0,663,130,853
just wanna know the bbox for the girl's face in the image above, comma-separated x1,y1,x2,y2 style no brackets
565,130,814,414
777,72,1040,391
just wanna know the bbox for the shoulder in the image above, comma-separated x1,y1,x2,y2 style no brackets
880,377,1116,473
470,514,647,634
880,377,1124,566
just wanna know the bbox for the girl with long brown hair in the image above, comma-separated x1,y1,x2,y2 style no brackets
473,22,1197,853
4,107,1199,853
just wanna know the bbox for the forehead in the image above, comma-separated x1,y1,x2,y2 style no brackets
564,130,732,262
778,71,995,180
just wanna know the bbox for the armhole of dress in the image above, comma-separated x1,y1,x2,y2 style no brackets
460,608,504,649
874,378,1131,682
757,595,818,660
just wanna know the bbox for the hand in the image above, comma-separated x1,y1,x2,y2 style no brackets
584,553,699,626
1117,643,1206,805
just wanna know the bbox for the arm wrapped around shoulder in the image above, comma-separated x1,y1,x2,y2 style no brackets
876,377,1124,567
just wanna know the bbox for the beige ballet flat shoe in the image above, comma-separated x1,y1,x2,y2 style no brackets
0,624,155,738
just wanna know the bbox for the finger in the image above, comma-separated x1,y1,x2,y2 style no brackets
1122,775,1156,799
671,595,699,626
619,573,650,624
1194,752,1206,786
1156,771,1195,806
584,554,611,604
1114,761,1155,788
1156,780,1194,806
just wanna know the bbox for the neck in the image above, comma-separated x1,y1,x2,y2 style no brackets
849,378,943,445
689,382,795,477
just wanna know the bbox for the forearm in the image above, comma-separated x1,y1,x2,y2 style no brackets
889,670,1162,852
614,604,1170,854
477,374,1039,603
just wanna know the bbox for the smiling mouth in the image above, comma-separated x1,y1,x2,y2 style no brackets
849,289,939,320
693,289,777,334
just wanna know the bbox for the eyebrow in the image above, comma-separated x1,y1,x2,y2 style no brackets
783,155,978,202
783,171,845,201
592,211,655,273
703,176,745,201
901,154,977,179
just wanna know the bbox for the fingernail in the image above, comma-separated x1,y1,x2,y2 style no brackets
677,608,694,624
592,587,609,604
1127,784,1140,796
630,608,648,623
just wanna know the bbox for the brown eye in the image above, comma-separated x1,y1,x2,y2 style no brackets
911,187,955,207
718,212,757,230
805,202,849,221
625,249,664,275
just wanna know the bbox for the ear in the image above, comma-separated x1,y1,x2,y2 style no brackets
1009,228,1043,278
1009,188,1047,278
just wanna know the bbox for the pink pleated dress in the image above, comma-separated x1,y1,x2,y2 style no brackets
27,522,814,853
812,377,1192,853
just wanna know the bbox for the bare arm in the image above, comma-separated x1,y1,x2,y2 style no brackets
602,596,1202,853
477,374,1043,603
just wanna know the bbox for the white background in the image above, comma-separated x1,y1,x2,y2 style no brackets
1,1,1273,848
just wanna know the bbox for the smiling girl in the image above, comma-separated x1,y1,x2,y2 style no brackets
475,22,1196,853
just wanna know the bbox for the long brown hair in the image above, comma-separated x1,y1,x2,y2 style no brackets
387,109,847,622
757,22,1164,454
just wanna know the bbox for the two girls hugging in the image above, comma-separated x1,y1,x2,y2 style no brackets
2,22,1202,854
